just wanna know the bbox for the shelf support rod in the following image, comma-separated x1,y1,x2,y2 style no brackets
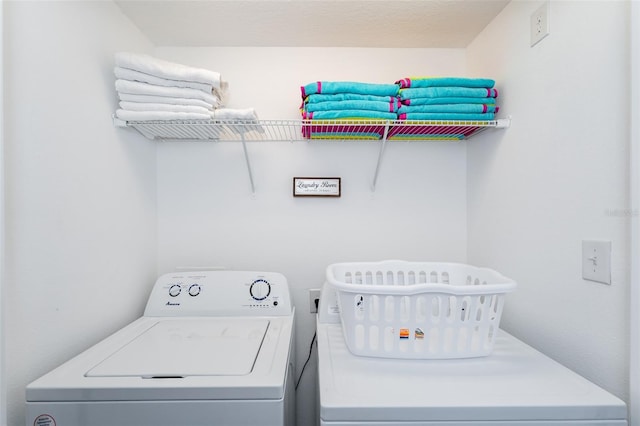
372,122,390,191
240,132,256,195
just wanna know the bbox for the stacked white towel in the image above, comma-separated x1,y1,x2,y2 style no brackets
114,52,226,121
114,52,262,126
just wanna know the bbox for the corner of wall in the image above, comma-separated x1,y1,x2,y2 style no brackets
0,0,6,422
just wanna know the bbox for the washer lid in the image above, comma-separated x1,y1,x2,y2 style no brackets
86,318,269,377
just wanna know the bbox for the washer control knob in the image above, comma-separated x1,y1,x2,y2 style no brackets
168,284,181,297
250,279,271,301
188,284,201,297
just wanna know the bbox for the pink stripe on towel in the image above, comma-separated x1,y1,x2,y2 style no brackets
317,81,322,94
300,86,306,98
389,98,402,112
396,78,411,89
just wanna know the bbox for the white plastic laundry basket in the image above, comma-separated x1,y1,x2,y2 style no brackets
326,260,517,359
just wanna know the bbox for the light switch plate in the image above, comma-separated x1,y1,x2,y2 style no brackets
582,240,611,285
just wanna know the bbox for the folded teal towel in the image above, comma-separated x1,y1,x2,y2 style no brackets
402,96,496,106
399,87,498,100
398,104,498,114
304,99,400,113
305,93,398,104
398,112,495,121
302,81,399,98
303,110,397,120
396,77,495,89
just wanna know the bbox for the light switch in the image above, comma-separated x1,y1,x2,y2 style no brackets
582,240,611,285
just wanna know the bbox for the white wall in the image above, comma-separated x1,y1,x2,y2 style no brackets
0,1,5,424
155,46,468,426
631,1,640,422
3,2,157,425
467,0,630,402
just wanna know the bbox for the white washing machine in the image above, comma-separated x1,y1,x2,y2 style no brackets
26,270,295,426
316,281,627,426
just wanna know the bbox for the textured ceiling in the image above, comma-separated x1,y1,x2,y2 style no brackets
114,0,510,48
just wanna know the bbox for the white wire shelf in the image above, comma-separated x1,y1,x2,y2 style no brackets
113,116,510,194
113,117,510,142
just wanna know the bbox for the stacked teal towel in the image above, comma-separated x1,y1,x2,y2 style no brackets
396,77,495,89
395,77,498,121
304,100,401,114
298,77,499,141
304,93,399,104
400,96,492,106
300,81,400,121
398,104,498,114
301,81,399,98
398,86,498,100
300,81,401,139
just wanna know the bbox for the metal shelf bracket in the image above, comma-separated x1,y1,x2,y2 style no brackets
114,116,511,195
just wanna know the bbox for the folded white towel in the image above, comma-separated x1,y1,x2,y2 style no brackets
115,52,225,92
115,66,213,94
119,101,211,115
118,93,215,109
116,109,212,122
116,79,221,107
211,108,259,121
212,108,264,134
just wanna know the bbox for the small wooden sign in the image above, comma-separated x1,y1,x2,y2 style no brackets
293,177,341,197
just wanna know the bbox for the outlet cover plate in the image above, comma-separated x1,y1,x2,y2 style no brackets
582,240,611,285
309,288,321,313
530,1,550,47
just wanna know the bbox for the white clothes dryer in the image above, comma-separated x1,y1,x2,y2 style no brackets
26,270,295,426
317,281,627,426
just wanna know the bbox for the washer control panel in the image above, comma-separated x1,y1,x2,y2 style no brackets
144,270,292,317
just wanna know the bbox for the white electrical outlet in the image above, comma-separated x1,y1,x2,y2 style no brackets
530,1,550,47
309,288,321,313
582,240,612,285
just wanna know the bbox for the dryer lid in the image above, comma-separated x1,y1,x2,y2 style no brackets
86,318,269,377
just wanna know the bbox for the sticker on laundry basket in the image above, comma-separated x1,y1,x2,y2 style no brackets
34,414,56,426
399,328,410,339
414,328,425,339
